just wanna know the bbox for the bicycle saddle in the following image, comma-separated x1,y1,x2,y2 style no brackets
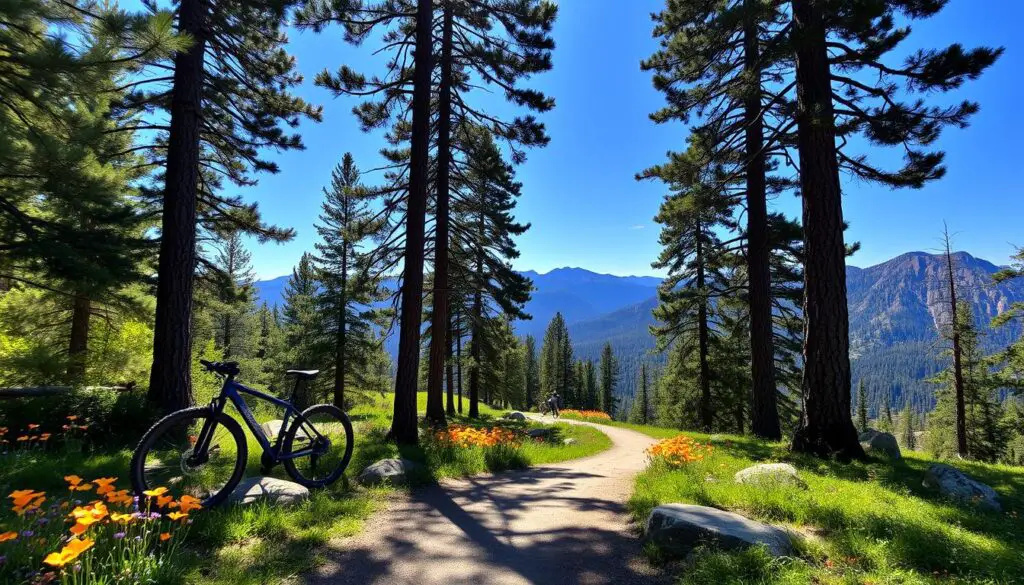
285,369,320,380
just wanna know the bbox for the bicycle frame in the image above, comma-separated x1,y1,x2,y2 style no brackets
192,376,328,465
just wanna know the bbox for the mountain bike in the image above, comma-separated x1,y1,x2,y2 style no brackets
130,360,354,508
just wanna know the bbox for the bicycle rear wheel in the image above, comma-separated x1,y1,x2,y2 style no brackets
282,404,353,488
130,407,248,508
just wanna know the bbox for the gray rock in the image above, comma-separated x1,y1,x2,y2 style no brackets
357,458,420,486
526,428,554,439
260,419,284,439
562,438,578,446
734,463,808,490
229,476,309,506
923,464,1001,511
505,412,527,421
859,430,902,459
645,504,794,558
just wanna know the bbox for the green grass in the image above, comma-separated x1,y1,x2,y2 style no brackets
0,392,611,585
626,428,1024,585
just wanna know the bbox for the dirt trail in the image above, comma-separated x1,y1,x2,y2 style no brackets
305,418,669,585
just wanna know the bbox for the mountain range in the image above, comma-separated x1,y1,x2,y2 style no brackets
254,251,1024,413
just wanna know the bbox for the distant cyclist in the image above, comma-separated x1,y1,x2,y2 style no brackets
546,392,560,418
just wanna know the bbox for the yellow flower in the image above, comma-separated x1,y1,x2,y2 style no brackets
0,531,17,542
143,486,168,497
167,511,188,521
110,512,134,523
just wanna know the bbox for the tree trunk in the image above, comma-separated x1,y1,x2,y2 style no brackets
456,314,463,414
696,223,713,432
744,4,781,440
67,293,90,382
389,0,434,444
333,239,348,409
425,3,453,426
148,0,206,415
446,309,456,416
789,0,864,459
945,241,968,457
469,291,482,418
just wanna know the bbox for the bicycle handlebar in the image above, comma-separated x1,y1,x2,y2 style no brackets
199,360,240,377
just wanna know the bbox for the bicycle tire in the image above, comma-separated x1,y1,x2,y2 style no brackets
130,407,248,509
282,404,354,488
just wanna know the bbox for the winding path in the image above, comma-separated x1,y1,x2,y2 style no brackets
305,418,670,585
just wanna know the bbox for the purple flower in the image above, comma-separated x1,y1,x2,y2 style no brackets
0,555,6,565
72,562,82,572
36,517,49,525
134,536,143,542
21,530,33,538
149,512,161,519
113,532,126,540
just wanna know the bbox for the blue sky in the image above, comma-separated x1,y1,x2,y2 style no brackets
211,0,1023,279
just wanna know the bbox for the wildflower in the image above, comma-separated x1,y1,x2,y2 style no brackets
0,531,17,543
159,532,172,542
646,435,712,468
106,489,133,506
156,494,174,508
16,436,28,442
69,502,108,535
167,511,188,522
177,495,202,513
143,486,168,498
27,424,39,430
42,537,94,568
67,416,78,422
113,532,126,540
110,513,133,524
93,478,117,496
21,530,33,538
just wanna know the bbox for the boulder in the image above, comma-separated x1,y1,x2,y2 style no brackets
563,438,578,446
645,504,793,558
357,458,421,486
923,464,1001,511
734,463,807,490
260,419,285,439
229,476,309,506
859,430,901,459
526,428,554,439
505,412,527,421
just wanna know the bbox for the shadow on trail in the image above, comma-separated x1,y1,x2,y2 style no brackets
307,465,669,585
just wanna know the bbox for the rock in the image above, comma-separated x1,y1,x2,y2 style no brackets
527,428,554,439
859,430,901,459
923,464,1001,511
734,463,808,490
645,504,794,558
260,419,284,439
563,438,578,446
357,458,420,486
505,412,527,421
229,477,309,506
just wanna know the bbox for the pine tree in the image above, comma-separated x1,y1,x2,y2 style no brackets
900,398,916,451
205,231,256,360
880,395,894,433
146,0,320,415
280,253,327,399
540,312,572,405
524,335,540,410
297,0,433,443
585,360,598,412
789,0,1001,459
644,0,791,440
425,0,555,425
940,227,968,457
598,342,618,417
629,362,650,425
857,379,869,432
313,153,389,409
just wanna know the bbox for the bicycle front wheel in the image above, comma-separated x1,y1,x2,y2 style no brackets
282,404,353,488
130,407,248,508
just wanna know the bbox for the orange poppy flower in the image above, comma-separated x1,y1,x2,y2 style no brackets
106,489,133,506
156,494,174,508
159,532,172,542
27,424,39,430
93,477,117,496
0,531,17,542
43,537,94,567
177,495,202,513
67,416,79,422
64,475,83,487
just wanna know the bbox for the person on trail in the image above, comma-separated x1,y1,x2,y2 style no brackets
546,392,560,418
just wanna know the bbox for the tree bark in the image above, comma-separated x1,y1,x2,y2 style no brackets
333,233,348,410
148,0,206,415
389,0,434,444
696,222,713,432
456,312,463,414
67,293,90,382
789,0,864,459
744,3,781,440
945,240,968,457
425,2,453,426
446,308,456,416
